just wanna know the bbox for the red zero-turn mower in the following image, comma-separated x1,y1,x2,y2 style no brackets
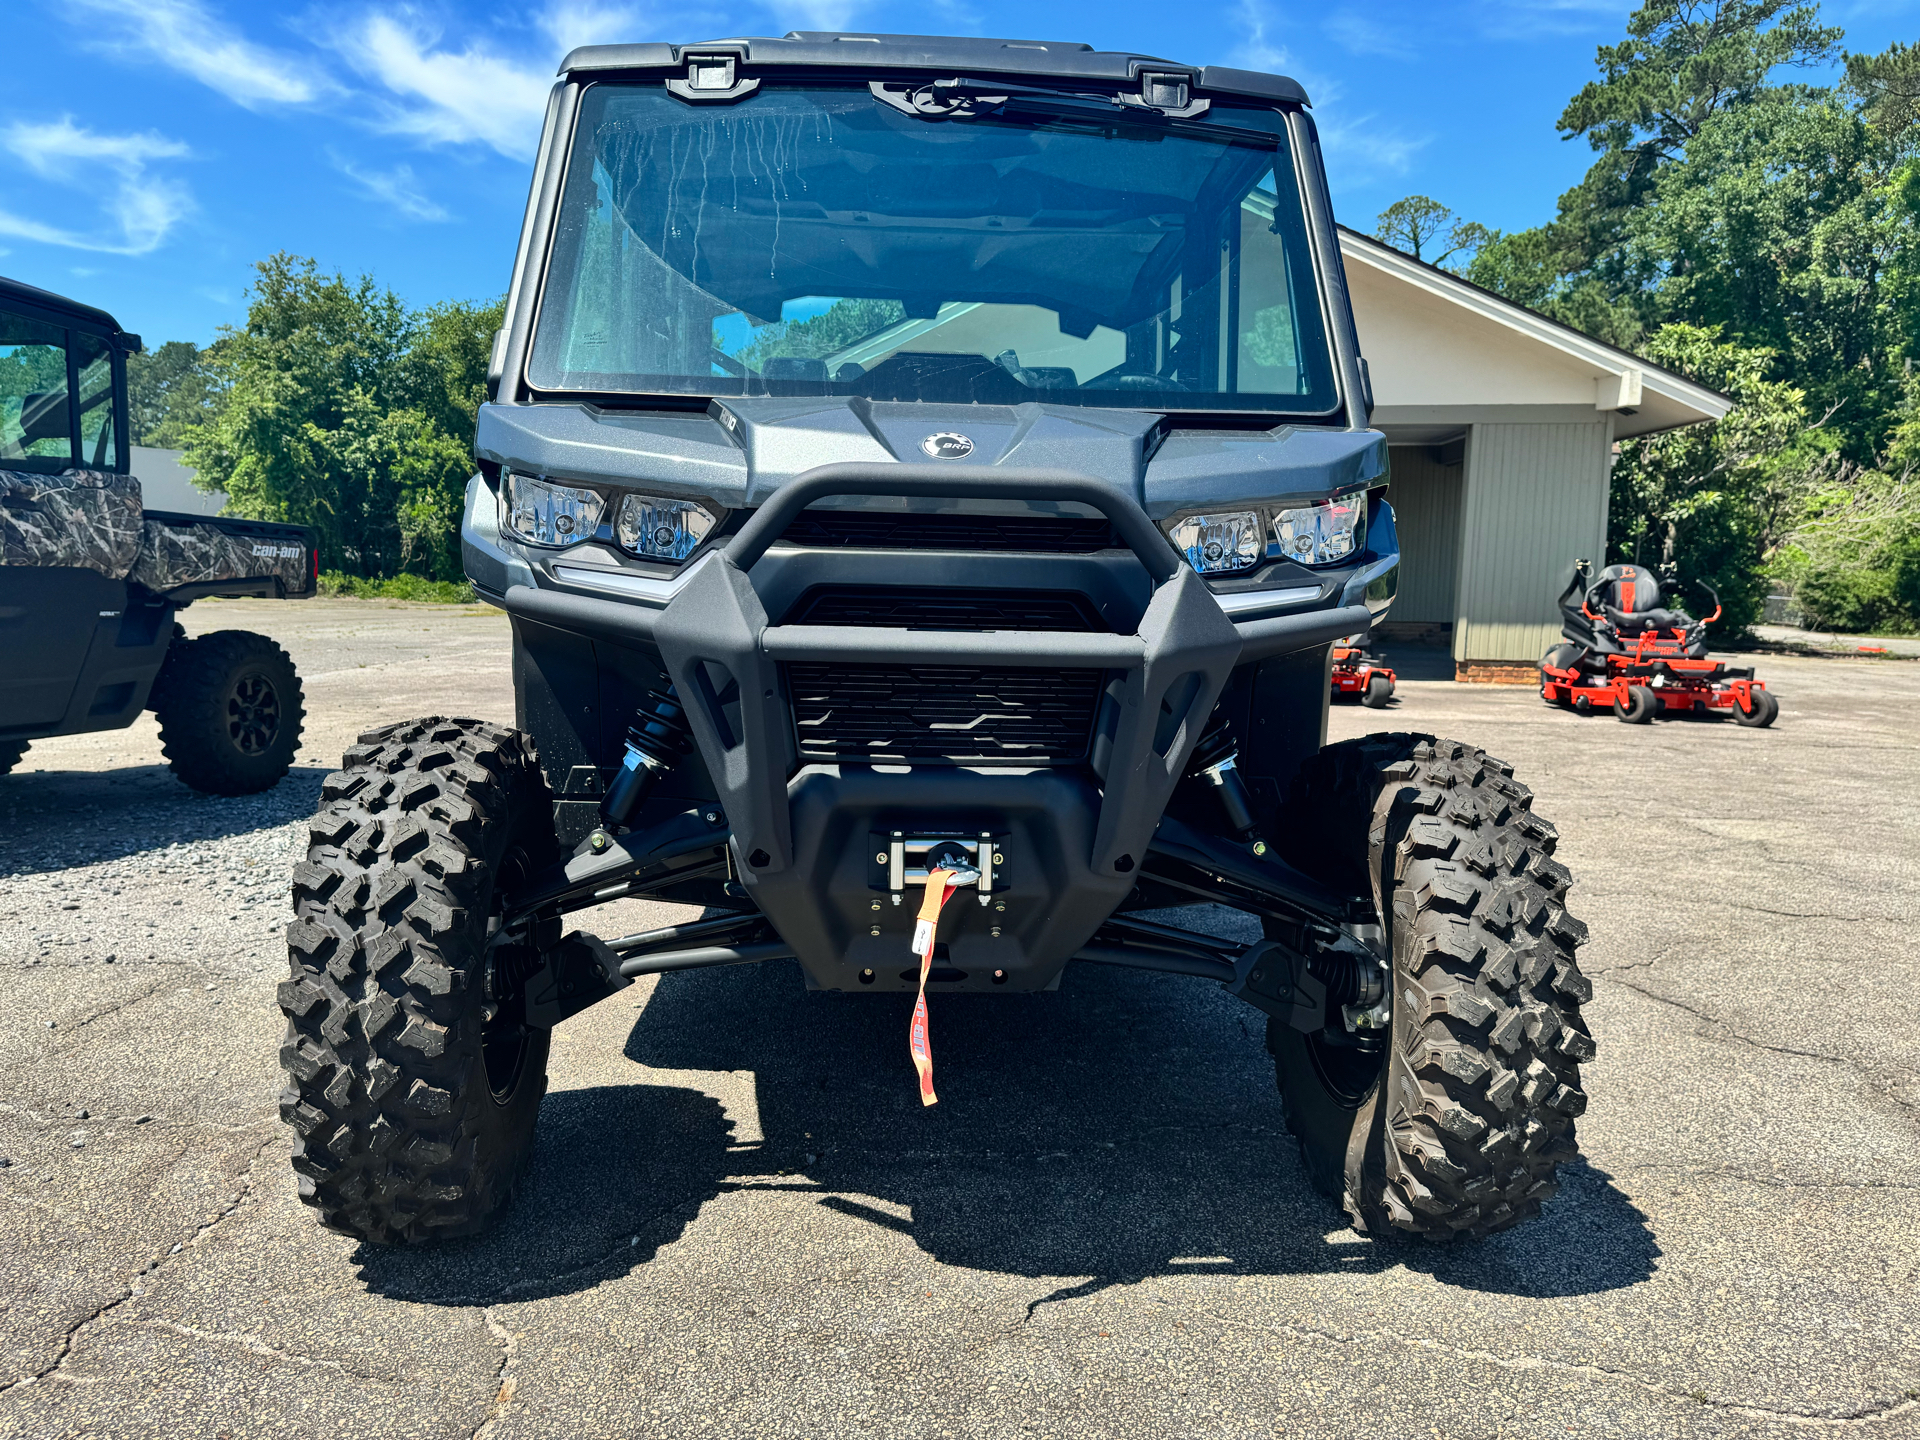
1330,635,1396,707
1540,561,1778,726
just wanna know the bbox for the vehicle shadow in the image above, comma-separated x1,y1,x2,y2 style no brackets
354,1080,737,1307
361,956,1658,1307
0,763,330,877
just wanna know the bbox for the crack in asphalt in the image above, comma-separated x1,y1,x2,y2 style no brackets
1605,974,1918,1113
137,1320,399,1381
63,980,172,1034
1714,901,1901,923
1618,1162,1918,1192
1184,1301,1921,1427
369,1196,709,1310
0,1133,276,1400
472,1309,519,1440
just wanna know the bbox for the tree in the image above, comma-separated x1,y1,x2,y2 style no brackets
732,297,905,371
1373,196,1490,268
179,254,499,581
1607,323,1818,630
126,340,212,447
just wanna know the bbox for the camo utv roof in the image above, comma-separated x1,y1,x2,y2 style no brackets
558,32,1311,106
0,275,138,349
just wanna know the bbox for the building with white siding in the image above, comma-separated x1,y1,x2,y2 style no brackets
1340,227,1730,680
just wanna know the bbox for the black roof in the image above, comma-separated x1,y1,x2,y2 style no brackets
559,32,1310,106
0,274,140,350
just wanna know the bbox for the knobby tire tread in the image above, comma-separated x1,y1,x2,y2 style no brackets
277,716,555,1244
1272,733,1593,1241
151,629,305,795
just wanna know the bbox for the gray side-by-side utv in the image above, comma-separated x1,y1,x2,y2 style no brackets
277,33,1594,1248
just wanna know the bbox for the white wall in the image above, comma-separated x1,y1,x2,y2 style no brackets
1347,260,1613,412
129,445,225,515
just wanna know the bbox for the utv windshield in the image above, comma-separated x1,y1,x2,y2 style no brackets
528,83,1339,414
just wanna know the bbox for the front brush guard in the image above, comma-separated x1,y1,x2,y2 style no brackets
650,462,1246,887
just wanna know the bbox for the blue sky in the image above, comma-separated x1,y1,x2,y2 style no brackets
2,0,1910,347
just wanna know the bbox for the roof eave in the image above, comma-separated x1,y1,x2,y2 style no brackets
1336,227,1732,431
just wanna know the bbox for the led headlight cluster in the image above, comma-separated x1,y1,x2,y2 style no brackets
1168,512,1264,575
503,474,603,547
1274,496,1365,566
1161,493,1367,576
615,495,717,561
501,473,720,562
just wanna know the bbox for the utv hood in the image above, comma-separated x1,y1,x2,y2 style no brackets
472,398,1385,518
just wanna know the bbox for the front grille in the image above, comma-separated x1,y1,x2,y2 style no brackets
784,586,1107,632
787,663,1103,764
780,510,1121,553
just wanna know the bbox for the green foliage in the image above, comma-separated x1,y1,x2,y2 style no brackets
317,570,478,603
126,340,213,447
732,298,905,371
1559,0,1841,162
1457,0,1916,632
1772,369,1919,633
1372,196,1492,269
177,254,499,581
1608,324,1819,629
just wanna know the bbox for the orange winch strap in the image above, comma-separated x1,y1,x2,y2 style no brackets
908,867,956,1108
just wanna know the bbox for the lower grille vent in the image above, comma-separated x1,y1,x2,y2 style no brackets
780,511,1120,553
787,663,1103,764
784,586,1107,632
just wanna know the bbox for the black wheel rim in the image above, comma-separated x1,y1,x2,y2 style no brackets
482,1007,531,1100
226,672,281,755
482,843,535,1103
1306,1029,1385,1107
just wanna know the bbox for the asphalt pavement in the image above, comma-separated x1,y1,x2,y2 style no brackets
0,598,1914,1438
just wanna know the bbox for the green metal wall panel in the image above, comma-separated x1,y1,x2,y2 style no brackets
1453,421,1611,663
1383,446,1463,624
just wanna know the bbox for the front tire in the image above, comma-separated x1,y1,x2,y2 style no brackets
1614,685,1657,724
1268,735,1593,1241
1736,688,1778,728
278,717,558,1244
151,630,304,794
1362,673,1394,708
0,739,26,777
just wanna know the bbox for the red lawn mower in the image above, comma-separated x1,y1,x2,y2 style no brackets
1331,635,1396,708
1540,561,1778,727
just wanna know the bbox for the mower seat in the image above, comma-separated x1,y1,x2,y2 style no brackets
1593,565,1694,635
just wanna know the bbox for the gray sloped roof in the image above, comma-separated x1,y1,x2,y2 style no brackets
559,32,1310,106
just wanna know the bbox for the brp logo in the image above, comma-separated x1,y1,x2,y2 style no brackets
920,432,974,460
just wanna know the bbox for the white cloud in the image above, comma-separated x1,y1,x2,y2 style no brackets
1315,115,1431,177
0,118,193,255
1322,13,1417,61
330,150,452,222
336,12,559,158
1229,1,1429,180
1476,0,1633,41
765,0,875,31
65,0,330,109
539,0,646,51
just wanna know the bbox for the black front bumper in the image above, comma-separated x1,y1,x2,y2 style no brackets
497,462,1373,989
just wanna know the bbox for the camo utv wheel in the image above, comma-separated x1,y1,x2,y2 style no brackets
0,739,25,777
278,717,558,1244
1267,734,1594,1241
151,630,304,794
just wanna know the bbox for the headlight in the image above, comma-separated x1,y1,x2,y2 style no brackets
1273,495,1365,567
616,494,718,561
503,474,603,547
1168,511,1262,575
